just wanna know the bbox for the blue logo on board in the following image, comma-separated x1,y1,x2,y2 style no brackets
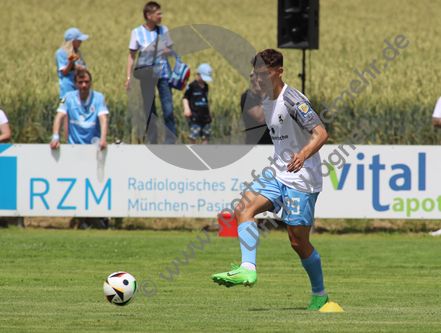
0,145,17,210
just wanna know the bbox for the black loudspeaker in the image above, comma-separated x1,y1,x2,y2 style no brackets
278,0,319,49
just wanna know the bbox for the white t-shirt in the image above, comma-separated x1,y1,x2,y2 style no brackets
0,110,8,135
128,25,173,79
433,97,441,118
261,84,323,193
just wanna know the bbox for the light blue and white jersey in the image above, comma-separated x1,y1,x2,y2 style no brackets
129,25,173,79
55,48,86,99
57,90,109,145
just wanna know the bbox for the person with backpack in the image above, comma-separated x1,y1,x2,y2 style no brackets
125,1,176,144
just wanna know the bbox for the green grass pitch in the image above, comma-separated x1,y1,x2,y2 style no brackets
0,228,439,332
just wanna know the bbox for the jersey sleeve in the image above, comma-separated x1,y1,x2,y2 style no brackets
56,49,69,72
97,93,109,115
161,26,174,48
433,97,441,118
57,96,69,114
284,87,322,132
0,110,8,125
183,84,192,100
128,29,139,51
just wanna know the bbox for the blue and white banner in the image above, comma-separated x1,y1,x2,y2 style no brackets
0,144,439,219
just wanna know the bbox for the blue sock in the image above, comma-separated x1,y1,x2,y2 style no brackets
301,248,325,294
237,221,259,266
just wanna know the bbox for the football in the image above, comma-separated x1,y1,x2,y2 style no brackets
103,271,138,306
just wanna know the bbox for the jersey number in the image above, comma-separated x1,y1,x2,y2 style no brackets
284,197,300,215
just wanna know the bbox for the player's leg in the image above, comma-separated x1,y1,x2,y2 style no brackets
287,225,327,309
212,171,279,288
236,191,274,269
283,190,327,310
212,192,273,288
157,78,176,144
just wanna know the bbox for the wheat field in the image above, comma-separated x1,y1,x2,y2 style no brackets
0,0,440,144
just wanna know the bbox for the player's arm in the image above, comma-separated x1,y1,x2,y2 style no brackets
50,112,65,149
98,114,108,150
183,98,191,118
287,124,327,173
0,123,11,142
287,124,328,173
433,117,441,128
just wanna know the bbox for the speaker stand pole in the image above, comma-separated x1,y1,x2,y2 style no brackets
298,48,306,94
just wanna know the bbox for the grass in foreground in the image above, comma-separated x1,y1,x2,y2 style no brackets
0,228,440,332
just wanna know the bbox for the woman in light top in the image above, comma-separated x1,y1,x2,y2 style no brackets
56,28,88,99
55,28,89,140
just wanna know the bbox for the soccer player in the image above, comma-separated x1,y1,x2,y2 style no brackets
212,49,329,310
50,69,108,149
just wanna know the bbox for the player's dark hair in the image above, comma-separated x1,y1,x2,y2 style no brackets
144,1,161,20
253,49,283,69
74,69,92,82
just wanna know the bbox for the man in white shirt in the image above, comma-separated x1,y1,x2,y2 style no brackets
125,1,176,144
0,110,11,143
212,49,329,310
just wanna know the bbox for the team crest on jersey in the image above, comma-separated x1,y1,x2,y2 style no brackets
60,97,66,105
278,114,284,124
297,102,313,119
90,105,95,113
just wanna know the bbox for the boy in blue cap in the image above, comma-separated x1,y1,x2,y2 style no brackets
183,64,213,144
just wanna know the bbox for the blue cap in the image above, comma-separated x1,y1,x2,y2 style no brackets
197,63,213,82
64,28,89,42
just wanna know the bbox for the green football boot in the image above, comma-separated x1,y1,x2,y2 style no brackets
307,292,329,310
212,263,257,288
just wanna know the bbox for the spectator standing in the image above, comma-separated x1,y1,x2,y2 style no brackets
429,98,441,236
0,110,11,142
183,64,213,144
56,27,89,140
125,1,176,144
240,72,272,144
433,97,441,129
50,69,108,149
50,69,109,229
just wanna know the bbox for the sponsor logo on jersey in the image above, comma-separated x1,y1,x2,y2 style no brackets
270,127,275,134
271,135,288,141
297,102,313,119
278,114,284,124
